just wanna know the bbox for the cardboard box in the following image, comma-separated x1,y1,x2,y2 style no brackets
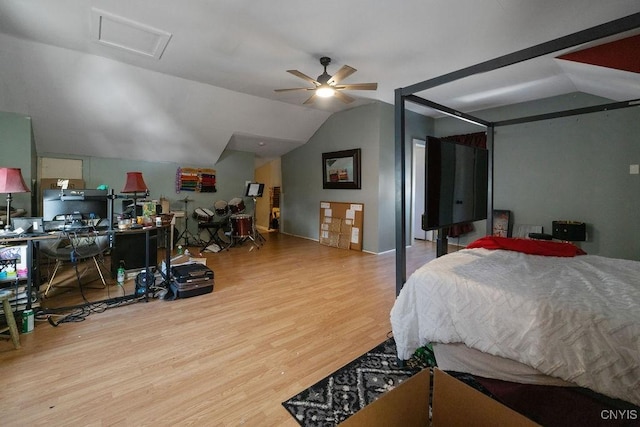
340,368,539,427
40,178,85,192
432,369,538,426
340,367,430,427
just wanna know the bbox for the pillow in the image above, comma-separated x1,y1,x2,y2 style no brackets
467,236,587,257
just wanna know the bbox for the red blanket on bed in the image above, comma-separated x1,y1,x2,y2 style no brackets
467,236,586,257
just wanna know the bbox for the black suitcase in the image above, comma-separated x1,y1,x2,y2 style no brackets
169,263,214,298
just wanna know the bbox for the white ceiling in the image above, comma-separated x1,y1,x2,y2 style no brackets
0,1,638,167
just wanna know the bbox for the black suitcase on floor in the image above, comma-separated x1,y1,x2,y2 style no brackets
169,263,214,298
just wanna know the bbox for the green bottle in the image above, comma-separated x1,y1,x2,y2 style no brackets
117,261,125,286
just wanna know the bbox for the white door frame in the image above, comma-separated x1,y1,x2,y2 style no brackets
411,139,433,242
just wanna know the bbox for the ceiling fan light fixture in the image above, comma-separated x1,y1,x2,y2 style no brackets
276,57,377,104
316,85,335,98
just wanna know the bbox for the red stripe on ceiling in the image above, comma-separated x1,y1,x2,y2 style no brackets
557,34,640,73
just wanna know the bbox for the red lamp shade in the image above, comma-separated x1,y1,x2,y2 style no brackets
122,172,148,193
0,168,30,194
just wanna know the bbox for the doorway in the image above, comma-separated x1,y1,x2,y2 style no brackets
411,139,433,242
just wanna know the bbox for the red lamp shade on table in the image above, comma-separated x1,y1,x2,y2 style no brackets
122,172,149,194
121,172,149,220
0,167,31,232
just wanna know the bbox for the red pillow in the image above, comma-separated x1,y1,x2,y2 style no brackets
467,236,586,257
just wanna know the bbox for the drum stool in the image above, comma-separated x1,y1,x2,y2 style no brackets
0,289,21,349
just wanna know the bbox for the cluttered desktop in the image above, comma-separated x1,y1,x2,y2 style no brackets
0,188,169,313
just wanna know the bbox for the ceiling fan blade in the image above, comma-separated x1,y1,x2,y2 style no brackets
303,93,317,105
274,87,314,92
287,70,320,86
334,82,378,91
327,65,356,85
334,91,355,104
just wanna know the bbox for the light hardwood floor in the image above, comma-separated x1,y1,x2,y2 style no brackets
0,232,442,426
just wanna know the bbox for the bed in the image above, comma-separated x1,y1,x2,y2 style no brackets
390,237,640,406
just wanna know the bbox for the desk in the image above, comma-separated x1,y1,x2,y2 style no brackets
110,228,158,277
109,226,171,301
0,225,173,308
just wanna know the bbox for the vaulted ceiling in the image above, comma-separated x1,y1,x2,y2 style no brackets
0,1,638,167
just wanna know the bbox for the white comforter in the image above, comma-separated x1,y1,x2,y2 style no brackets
390,248,640,405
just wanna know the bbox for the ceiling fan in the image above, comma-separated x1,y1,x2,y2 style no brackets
275,57,378,105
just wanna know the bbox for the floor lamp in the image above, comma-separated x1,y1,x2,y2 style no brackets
122,171,149,228
0,167,30,233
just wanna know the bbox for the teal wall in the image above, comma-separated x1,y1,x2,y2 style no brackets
0,107,255,237
35,149,255,237
0,111,35,216
434,93,640,260
401,105,435,248
11,92,634,259
282,101,432,253
282,103,381,250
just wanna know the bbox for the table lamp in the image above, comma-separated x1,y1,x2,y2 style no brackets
122,171,149,220
0,167,31,232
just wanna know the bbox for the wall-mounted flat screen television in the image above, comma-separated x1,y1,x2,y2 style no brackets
422,137,489,231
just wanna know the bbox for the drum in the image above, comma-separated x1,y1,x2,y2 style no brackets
228,197,246,214
193,208,214,223
230,214,253,237
214,200,229,216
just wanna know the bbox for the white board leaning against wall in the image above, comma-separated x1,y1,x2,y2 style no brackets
40,157,83,180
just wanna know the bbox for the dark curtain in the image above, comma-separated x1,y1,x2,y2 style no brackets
439,132,487,238
443,132,487,149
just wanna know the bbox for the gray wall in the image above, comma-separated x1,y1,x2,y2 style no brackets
282,103,381,251
28,147,254,238
282,101,432,253
435,93,640,260
374,102,433,253
397,105,435,249
0,111,36,216
38,150,254,209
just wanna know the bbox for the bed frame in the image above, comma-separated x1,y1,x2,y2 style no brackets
394,12,640,296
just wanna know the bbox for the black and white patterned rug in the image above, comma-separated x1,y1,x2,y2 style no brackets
282,337,433,426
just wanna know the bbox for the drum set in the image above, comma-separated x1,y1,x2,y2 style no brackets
192,196,264,252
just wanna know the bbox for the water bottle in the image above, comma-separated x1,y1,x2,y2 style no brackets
177,245,183,255
117,261,125,286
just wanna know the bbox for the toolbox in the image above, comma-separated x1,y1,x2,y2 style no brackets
169,263,214,298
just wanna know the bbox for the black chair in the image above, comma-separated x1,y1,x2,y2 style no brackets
40,229,110,297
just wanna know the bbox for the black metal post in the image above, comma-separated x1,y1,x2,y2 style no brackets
394,89,406,297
